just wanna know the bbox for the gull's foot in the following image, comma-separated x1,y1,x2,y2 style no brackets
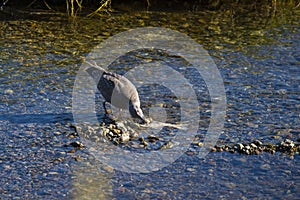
103,113,116,124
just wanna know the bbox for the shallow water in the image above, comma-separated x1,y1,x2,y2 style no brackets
0,5,300,199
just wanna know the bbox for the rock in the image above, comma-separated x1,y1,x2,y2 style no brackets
277,139,295,153
159,141,173,150
129,132,139,139
103,128,110,135
69,141,85,148
244,145,251,150
4,89,14,95
147,135,160,143
197,142,203,147
109,124,115,129
141,140,149,146
254,140,263,146
244,149,250,155
116,122,127,132
234,143,244,152
111,129,121,135
107,131,114,138
111,138,119,145
250,143,257,149
120,132,130,143
211,147,217,152
217,147,223,152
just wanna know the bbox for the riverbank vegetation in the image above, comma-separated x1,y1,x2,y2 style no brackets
1,0,299,18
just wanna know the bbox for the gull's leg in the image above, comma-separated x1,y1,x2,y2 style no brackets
103,101,109,114
102,101,115,123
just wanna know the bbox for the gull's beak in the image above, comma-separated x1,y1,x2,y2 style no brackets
139,115,146,124
136,109,147,124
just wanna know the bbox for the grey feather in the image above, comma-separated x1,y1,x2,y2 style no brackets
85,64,146,123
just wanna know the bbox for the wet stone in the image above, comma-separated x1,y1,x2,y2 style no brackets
210,138,299,155
277,139,296,153
115,122,127,132
71,120,147,147
111,129,121,135
159,141,174,150
120,132,130,143
244,145,251,150
211,147,217,152
141,140,149,147
197,142,204,147
250,143,257,149
147,135,160,143
253,140,263,146
69,141,85,148
129,132,139,139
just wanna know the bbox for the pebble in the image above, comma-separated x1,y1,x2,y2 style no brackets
250,143,257,149
115,122,127,132
142,140,149,147
147,135,160,143
69,141,85,148
120,132,130,143
111,129,121,135
197,142,203,147
159,141,174,150
254,140,263,146
211,147,217,152
4,89,14,95
54,131,61,135
211,139,299,155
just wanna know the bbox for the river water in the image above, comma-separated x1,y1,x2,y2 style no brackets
0,4,299,199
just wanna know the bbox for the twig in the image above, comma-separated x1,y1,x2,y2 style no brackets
26,0,39,8
87,0,111,17
44,0,54,11
0,0,9,10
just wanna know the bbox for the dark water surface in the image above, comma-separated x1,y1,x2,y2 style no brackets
0,5,299,199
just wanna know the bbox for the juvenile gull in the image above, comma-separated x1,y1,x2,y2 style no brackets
85,62,146,123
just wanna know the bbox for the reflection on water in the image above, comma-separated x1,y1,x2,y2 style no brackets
72,159,113,200
0,4,299,199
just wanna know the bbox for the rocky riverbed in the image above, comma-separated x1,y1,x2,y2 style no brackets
69,120,300,157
